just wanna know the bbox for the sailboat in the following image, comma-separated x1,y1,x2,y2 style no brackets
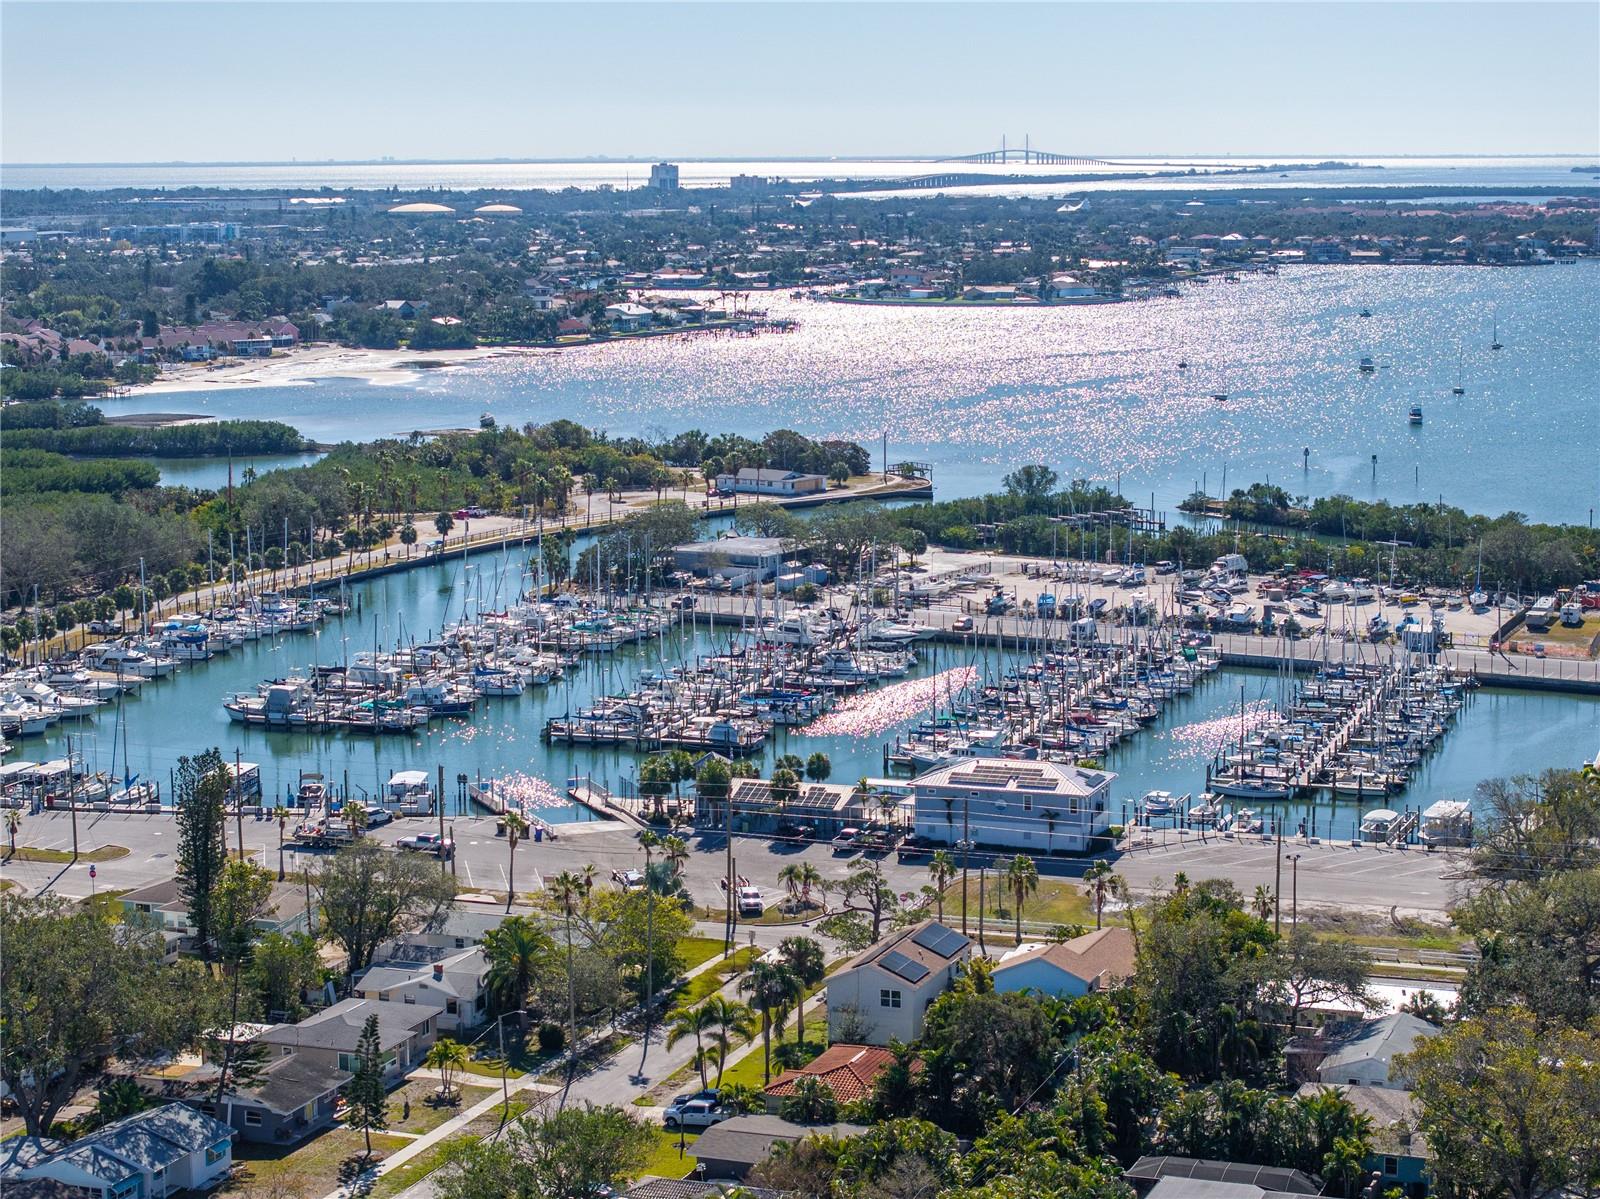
1468,544,1488,611
1452,349,1465,395
1490,318,1503,351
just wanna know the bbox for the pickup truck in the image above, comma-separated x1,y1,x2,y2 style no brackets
831,827,863,854
396,832,454,859
662,1098,732,1131
736,886,765,917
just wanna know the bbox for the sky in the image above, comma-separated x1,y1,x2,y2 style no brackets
2,2,1597,164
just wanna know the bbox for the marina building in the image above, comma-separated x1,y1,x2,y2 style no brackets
910,758,1115,854
714,466,828,496
672,535,785,584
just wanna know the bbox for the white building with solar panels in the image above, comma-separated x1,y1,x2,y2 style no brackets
825,919,972,1045
910,758,1114,854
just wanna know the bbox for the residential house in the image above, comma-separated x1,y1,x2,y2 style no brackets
356,945,490,1031
625,1182,788,1199
377,299,428,319
1297,1084,1429,1197
992,926,1136,998
152,1051,351,1146
1,1105,234,1199
911,758,1115,854
121,877,310,945
713,467,827,497
825,919,972,1046
603,302,654,331
962,285,1017,301
1311,1013,1440,1088
556,315,592,336
763,1044,902,1114
690,1115,866,1181
257,997,441,1085
373,905,515,960
1123,1156,1321,1199
1046,274,1097,299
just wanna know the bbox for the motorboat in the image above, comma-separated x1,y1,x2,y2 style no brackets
1358,356,1377,373
1408,405,1423,425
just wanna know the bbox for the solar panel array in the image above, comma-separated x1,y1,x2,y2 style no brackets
912,924,970,958
950,763,1061,791
879,949,930,983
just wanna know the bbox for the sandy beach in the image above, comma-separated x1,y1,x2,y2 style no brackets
121,344,536,396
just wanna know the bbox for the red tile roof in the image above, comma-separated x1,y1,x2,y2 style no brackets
764,1043,906,1103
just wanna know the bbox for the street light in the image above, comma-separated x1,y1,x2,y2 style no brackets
1284,853,1302,926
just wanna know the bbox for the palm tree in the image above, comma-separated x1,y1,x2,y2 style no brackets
665,1003,720,1091
550,870,585,1064
1251,884,1274,923
1004,854,1040,944
777,863,806,913
1043,808,1060,855
662,834,690,877
483,915,552,1021
699,996,757,1088
739,959,796,1085
927,850,957,920
875,790,900,830
344,801,368,839
502,811,529,911
4,808,21,858
272,805,290,880
777,936,827,1046
1083,860,1119,930
424,1037,468,1100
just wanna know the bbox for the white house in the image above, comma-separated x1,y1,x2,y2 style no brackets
603,302,653,331
2,1104,234,1199
714,467,827,497
356,945,490,1031
911,758,1115,854
993,926,1136,998
1047,274,1097,299
826,919,972,1045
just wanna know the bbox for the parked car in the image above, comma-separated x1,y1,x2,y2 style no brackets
831,827,862,853
612,868,645,891
897,834,935,862
87,620,121,634
952,616,975,632
774,822,815,843
663,1098,731,1130
736,886,765,916
362,807,394,827
396,832,454,858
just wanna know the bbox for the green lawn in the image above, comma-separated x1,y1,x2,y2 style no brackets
224,1129,411,1196
639,1129,701,1180
367,1099,534,1199
719,1016,829,1091
677,935,730,972
672,946,761,1008
941,878,1104,930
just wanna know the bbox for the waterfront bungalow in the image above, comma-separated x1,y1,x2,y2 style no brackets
962,285,1017,302
673,535,785,584
825,919,972,1046
910,758,1115,854
1296,1084,1430,1197
1046,274,1097,299
1,1105,234,1199
713,467,827,497
604,302,654,331
762,1044,902,1114
257,997,441,1084
992,926,1136,997
355,945,490,1031
376,299,428,318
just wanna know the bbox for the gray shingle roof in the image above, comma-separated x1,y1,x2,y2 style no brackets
1319,1013,1439,1075
692,1115,867,1172
260,997,442,1053
243,1056,353,1115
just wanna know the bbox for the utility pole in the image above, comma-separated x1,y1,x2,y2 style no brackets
234,748,245,860
960,796,971,936
1274,812,1283,934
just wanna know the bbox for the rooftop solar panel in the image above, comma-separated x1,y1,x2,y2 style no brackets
879,949,930,983
911,924,970,958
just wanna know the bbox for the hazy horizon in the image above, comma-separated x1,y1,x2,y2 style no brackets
3,2,1596,165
